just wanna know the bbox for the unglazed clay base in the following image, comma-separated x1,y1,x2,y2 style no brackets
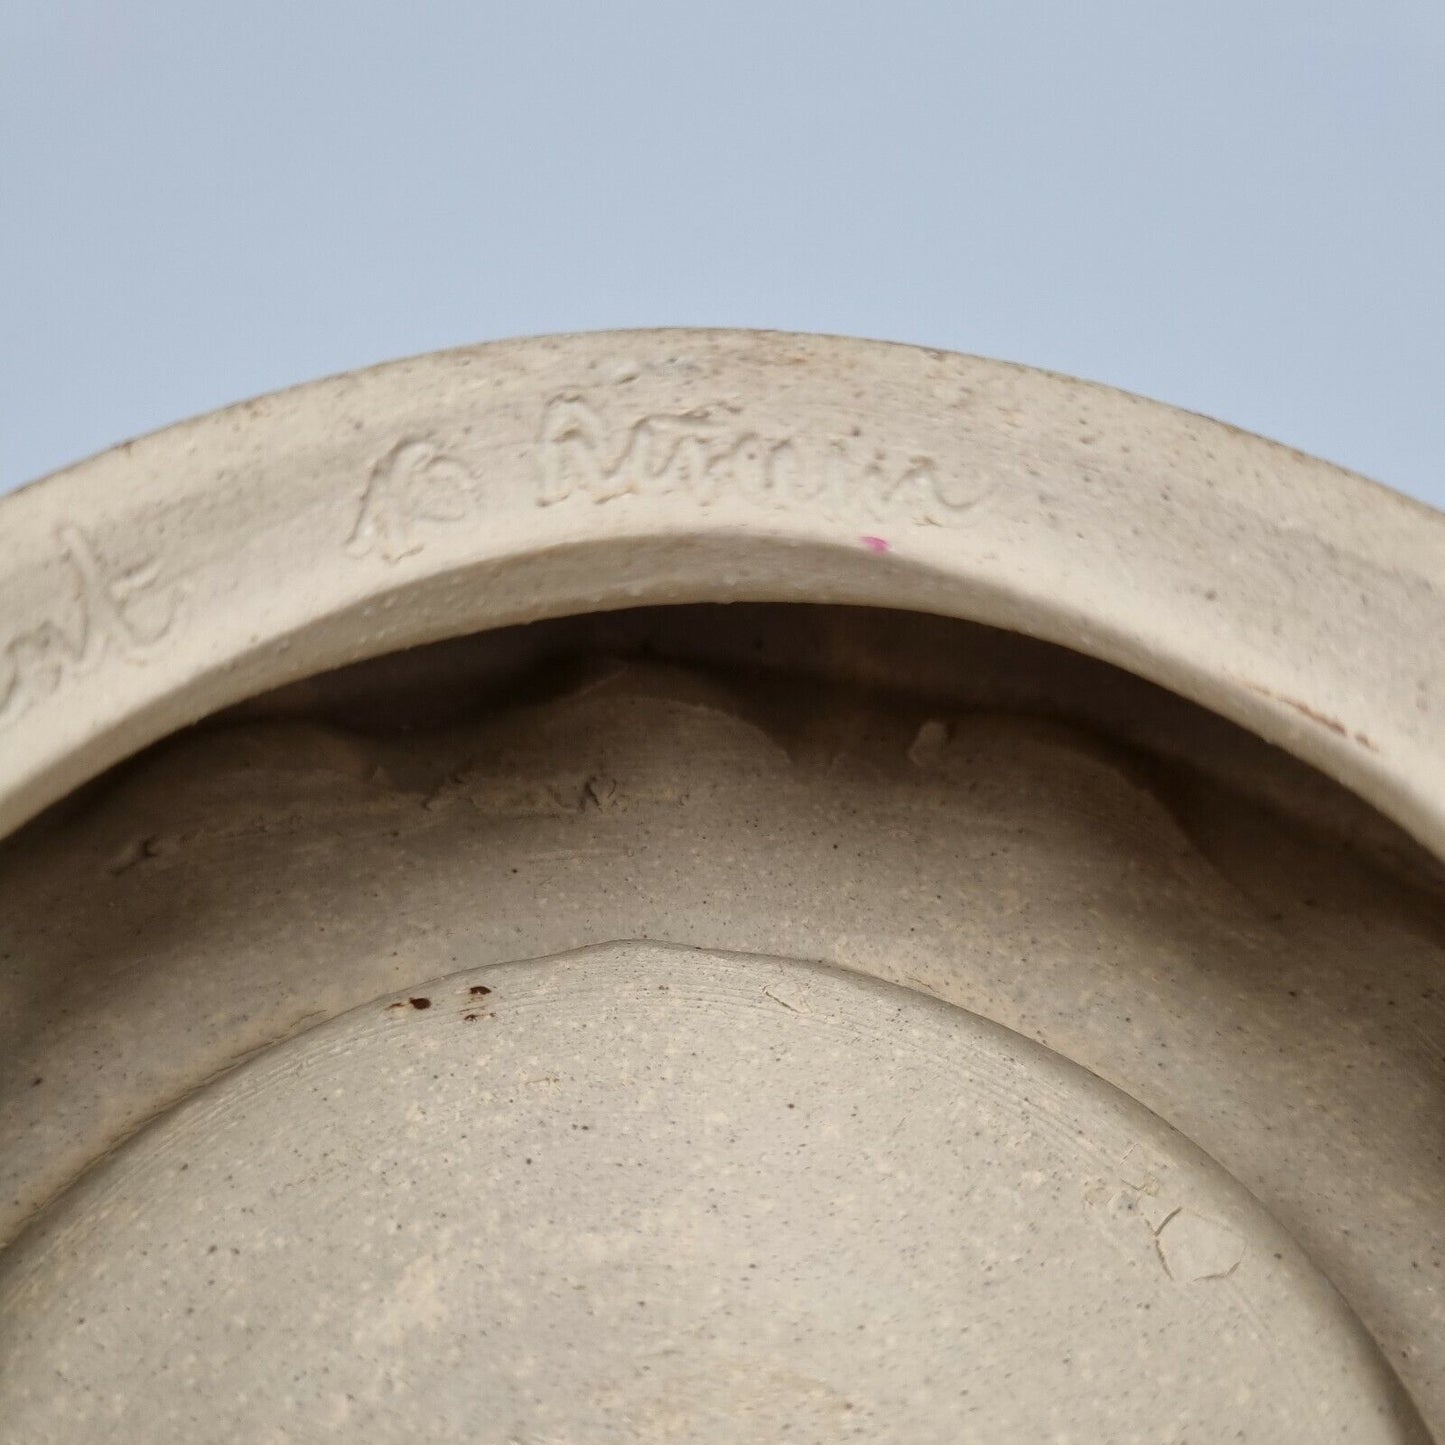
1,333,1442,1440
0,944,1421,1442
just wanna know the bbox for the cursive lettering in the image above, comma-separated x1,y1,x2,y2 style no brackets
0,526,179,730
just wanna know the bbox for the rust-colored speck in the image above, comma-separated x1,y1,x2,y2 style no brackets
1240,681,1379,752
1280,696,1347,737
408,997,432,1010
469,985,492,997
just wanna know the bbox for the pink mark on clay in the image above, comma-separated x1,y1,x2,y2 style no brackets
860,535,891,554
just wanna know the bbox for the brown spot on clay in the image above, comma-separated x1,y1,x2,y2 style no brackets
408,997,431,1010
1240,681,1379,751
385,1001,406,1011
469,985,492,997
463,1013,478,1022
31,1077,42,1087
1280,697,1348,737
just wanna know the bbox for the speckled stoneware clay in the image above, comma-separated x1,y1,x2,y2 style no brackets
0,332,1441,1441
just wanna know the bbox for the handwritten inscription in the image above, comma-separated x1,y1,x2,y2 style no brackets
347,439,476,563
0,525,179,730
538,393,991,525
345,397,993,563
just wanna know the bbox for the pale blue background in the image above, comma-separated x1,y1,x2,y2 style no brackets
4,2,1443,505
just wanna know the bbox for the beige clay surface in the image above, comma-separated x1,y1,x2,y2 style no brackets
1,333,1442,1438
0,617,1440,1439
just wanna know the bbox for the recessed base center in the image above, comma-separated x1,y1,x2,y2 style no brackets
0,943,1420,1442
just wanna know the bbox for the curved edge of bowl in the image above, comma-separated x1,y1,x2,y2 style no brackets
1,328,1441,858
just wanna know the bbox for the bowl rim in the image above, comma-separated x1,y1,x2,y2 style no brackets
2,327,1441,857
